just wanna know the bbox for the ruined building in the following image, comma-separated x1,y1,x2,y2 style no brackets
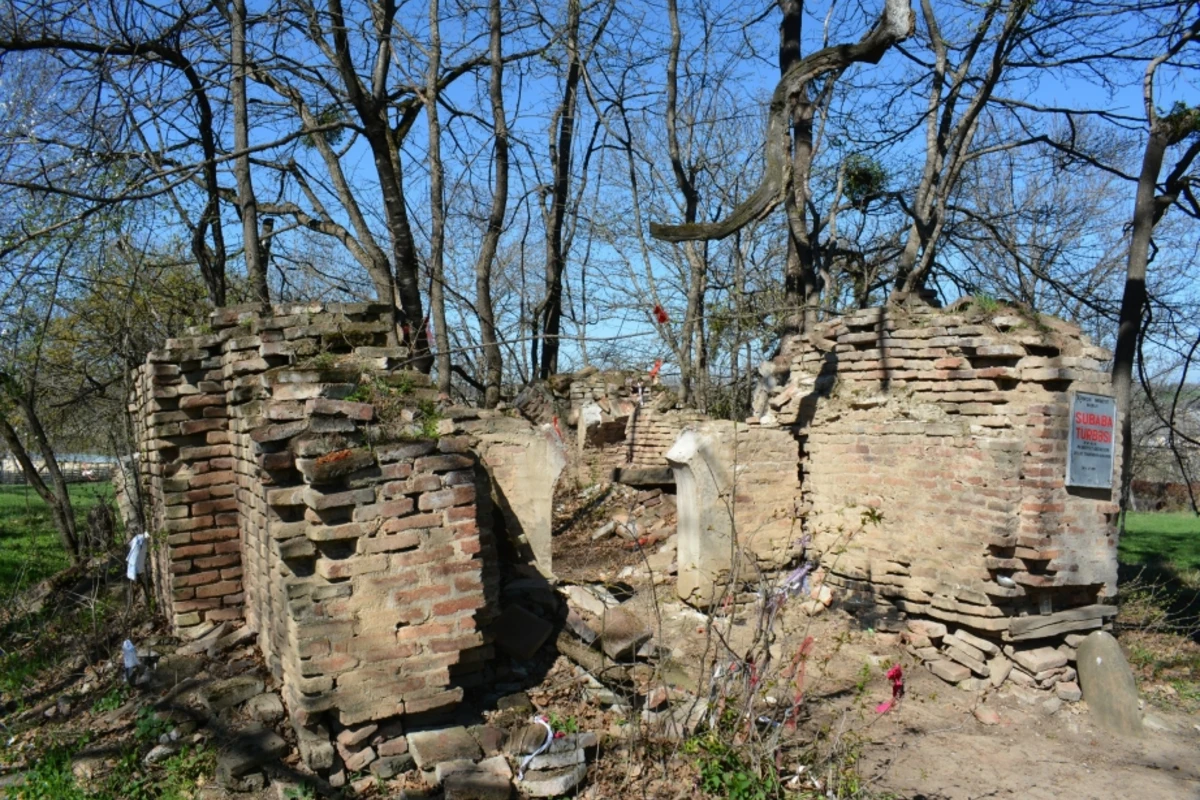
125,300,1121,770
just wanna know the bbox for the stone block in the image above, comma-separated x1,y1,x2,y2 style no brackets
1076,631,1142,736
198,675,264,712
928,660,971,684
407,727,483,770
599,606,651,661
216,727,287,785
518,764,587,798
371,754,415,779
1011,646,1068,675
491,605,553,660
295,724,336,771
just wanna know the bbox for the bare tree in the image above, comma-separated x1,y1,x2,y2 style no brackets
1114,6,1200,515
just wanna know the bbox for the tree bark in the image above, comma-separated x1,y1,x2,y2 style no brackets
228,0,266,304
0,392,79,562
538,0,582,380
1113,13,1200,516
650,0,914,242
1113,128,1164,516
425,0,452,395
228,0,267,306
473,0,507,407
778,0,819,335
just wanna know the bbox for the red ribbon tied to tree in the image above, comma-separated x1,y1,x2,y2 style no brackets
652,304,669,324
875,664,904,714
648,359,663,378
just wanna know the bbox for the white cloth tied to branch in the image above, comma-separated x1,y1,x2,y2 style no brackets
126,533,150,581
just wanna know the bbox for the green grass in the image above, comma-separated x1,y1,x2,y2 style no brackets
0,483,116,594
1120,511,1200,577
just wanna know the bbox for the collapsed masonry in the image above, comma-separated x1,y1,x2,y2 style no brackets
126,302,566,771
660,303,1120,692
124,298,1123,760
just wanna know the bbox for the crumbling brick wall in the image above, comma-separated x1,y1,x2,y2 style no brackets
126,303,565,752
765,305,1119,644
625,408,707,468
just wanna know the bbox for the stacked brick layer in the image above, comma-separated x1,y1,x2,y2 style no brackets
129,303,498,734
767,305,1119,638
624,408,708,468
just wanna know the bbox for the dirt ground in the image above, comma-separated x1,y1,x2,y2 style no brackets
536,591,1200,799
546,480,1200,800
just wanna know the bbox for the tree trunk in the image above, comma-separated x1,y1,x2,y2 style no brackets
778,0,819,335
539,0,582,380
1113,126,1167,517
229,0,267,306
425,0,452,395
473,0,507,407
0,407,79,562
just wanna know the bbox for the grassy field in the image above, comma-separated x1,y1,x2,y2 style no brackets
1120,511,1200,579
0,483,116,594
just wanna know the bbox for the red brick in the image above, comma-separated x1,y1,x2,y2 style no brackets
445,506,474,522
193,497,237,515
414,454,473,472
418,489,457,511
381,463,412,480
194,554,240,569
431,596,482,616
453,576,483,594
176,599,221,612
410,475,441,493
393,546,454,568
181,418,225,435
361,532,420,554
175,544,215,558
190,470,234,488
193,527,239,543
165,515,214,532
196,580,241,598
206,608,244,621
214,540,241,554
403,688,463,714
173,569,220,588
380,513,442,534
428,634,482,654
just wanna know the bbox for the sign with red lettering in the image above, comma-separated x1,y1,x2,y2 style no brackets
1066,391,1116,489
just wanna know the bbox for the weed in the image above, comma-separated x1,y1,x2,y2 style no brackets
91,684,129,714
6,745,86,800
972,294,1001,313
685,733,781,800
416,399,442,439
134,705,171,744
284,784,318,800
303,351,339,371
853,662,872,698
547,712,579,734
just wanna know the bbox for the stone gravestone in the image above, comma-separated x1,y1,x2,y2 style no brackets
1076,631,1142,736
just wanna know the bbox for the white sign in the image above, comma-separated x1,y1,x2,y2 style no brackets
1066,392,1116,489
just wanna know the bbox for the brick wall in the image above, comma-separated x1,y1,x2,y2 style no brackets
766,305,1119,639
127,304,569,755
624,408,708,468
